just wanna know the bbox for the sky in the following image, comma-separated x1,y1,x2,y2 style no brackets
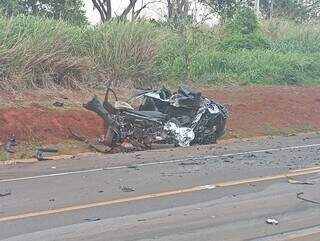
83,0,166,24
83,0,217,25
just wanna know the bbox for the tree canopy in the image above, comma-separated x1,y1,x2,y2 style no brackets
0,0,87,25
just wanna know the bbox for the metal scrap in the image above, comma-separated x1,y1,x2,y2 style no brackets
68,128,112,153
36,147,59,161
120,186,135,192
296,192,320,204
4,137,16,153
266,218,279,225
0,192,11,197
179,161,205,166
53,101,64,107
84,218,101,222
287,178,313,185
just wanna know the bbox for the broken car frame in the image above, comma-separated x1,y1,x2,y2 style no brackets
84,86,228,150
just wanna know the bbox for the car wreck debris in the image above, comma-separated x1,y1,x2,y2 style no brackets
266,218,279,225
0,192,11,198
84,86,228,151
36,147,59,161
4,136,16,153
296,192,320,205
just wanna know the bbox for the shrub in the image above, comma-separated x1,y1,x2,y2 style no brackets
221,7,270,50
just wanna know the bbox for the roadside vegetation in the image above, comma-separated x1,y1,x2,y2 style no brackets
0,4,320,90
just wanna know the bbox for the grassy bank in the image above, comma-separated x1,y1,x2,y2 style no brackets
0,15,319,90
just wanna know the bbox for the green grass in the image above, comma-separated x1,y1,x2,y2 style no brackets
263,124,316,137
0,15,320,90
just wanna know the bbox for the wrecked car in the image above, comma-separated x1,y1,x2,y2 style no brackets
84,86,228,149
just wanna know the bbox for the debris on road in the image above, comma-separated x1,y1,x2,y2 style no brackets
137,218,147,222
84,86,228,152
266,218,279,225
0,192,11,197
36,147,59,161
179,161,205,166
287,178,313,185
120,186,135,192
296,192,320,204
84,218,101,222
127,165,140,170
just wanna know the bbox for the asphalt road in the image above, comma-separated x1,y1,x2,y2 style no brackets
1,133,320,241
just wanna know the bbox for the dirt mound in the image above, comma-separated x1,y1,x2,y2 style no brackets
201,86,320,137
0,108,104,144
0,86,319,144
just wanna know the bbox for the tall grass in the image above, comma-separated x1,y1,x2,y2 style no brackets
0,15,319,90
0,15,172,90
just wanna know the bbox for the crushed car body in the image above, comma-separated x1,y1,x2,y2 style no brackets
84,86,228,149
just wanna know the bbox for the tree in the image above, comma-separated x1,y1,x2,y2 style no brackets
166,0,190,23
0,0,88,25
198,0,245,21
260,0,320,22
92,0,144,22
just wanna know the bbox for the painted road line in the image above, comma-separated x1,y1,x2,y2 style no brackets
1,143,320,183
1,166,320,223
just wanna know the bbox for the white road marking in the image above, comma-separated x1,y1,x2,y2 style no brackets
1,143,319,183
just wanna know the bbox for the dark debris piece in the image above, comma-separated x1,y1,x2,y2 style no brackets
120,186,135,192
84,218,101,222
4,137,16,153
296,192,320,205
0,192,11,197
53,101,64,107
179,161,204,166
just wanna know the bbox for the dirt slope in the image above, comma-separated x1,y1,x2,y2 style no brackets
0,86,319,145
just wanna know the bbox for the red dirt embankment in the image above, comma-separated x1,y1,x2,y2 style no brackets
0,86,319,144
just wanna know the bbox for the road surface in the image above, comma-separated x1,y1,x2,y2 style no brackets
1,133,320,241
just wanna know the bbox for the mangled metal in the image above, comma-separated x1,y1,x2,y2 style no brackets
84,86,228,150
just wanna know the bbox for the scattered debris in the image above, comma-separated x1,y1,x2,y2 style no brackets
287,178,313,185
4,136,16,153
247,154,257,158
36,147,59,161
266,218,279,225
0,192,11,197
137,218,147,222
179,161,204,166
53,101,64,107
127,165,140,170
89,143,112,153
120,186,135,192
68,128,112,153
84,86,228,151
84,218,101,222
120,142,135,151
150,143,175,149
202,184,216,189
296,192,320,204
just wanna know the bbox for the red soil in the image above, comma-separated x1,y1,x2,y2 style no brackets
0,86,319,144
